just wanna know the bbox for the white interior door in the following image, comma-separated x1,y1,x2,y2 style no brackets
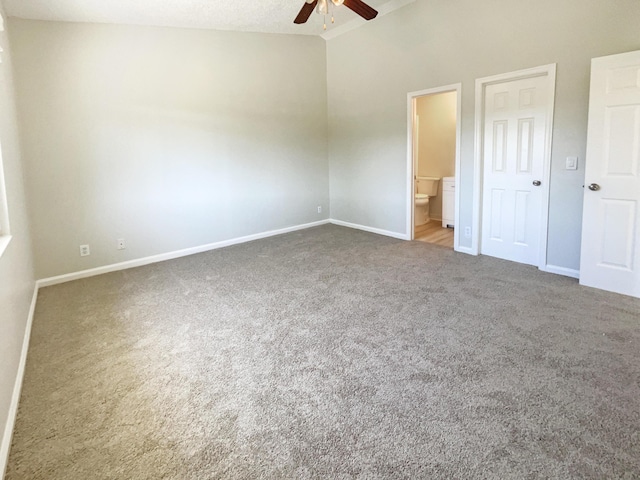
480,74,552,266
580,50,640,298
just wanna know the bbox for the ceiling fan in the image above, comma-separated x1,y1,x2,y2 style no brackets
293,0,378,27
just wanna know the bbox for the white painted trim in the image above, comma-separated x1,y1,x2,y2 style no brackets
0,142,11,236
322,0,415,40
38,220,330,287
0,235,11,259
472,79,483,256
406,93,415,240
452,87,463,254
330,219,408,240
540,264,580,279
454,245,476,255
406,83,462,246
472,63,557,265
1,284,38,479
538,65,557,269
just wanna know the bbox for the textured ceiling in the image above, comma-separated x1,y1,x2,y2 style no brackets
2,0,412,37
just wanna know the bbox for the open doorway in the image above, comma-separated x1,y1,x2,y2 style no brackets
407,84,461,248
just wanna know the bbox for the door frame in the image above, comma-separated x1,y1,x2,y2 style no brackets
472,64,557,268
406,83,462,249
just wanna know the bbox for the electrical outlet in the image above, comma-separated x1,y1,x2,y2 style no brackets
464,227,471,238
80,244,90,257
317,206,322,214
117,238,125,250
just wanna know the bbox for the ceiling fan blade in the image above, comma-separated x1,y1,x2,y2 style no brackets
294,0,318,24
343,0,378,20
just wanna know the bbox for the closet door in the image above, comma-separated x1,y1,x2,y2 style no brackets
580,50,640,298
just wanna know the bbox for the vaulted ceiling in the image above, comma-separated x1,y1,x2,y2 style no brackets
2,0,412,37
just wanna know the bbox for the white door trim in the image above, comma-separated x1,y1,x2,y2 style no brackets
406,83,462,249
472,64,557,268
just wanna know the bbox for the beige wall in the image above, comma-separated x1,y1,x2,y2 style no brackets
0,8,35,473
327,0,640,270
4,2,639,469
9,19,329,279
416,91,456,219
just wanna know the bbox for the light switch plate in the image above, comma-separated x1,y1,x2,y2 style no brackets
566,156,578,170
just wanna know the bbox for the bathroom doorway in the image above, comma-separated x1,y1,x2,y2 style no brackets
407,84,461,249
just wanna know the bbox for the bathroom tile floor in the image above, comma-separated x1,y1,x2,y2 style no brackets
414,221,454,248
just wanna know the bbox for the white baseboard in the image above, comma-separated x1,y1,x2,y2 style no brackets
455,245,476,255
329,219,409,240
540,264,580,279
1,285,38,479
38,220,331,288
38,219,416,288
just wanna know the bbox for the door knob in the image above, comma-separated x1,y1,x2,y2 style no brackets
532,180,541,186
588,183,600,191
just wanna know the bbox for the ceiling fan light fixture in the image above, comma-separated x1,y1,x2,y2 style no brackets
316,0,328,15
293,0,377,28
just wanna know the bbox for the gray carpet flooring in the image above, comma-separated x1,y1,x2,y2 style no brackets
6,225,640,479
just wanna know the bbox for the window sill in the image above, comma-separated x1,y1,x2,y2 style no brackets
0,234,12,258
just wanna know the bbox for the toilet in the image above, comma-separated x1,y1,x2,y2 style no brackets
414,177,440,226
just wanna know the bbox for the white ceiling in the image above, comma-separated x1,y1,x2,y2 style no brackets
2,0,413,38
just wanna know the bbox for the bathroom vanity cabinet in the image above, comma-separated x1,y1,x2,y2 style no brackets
442,177,455,229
